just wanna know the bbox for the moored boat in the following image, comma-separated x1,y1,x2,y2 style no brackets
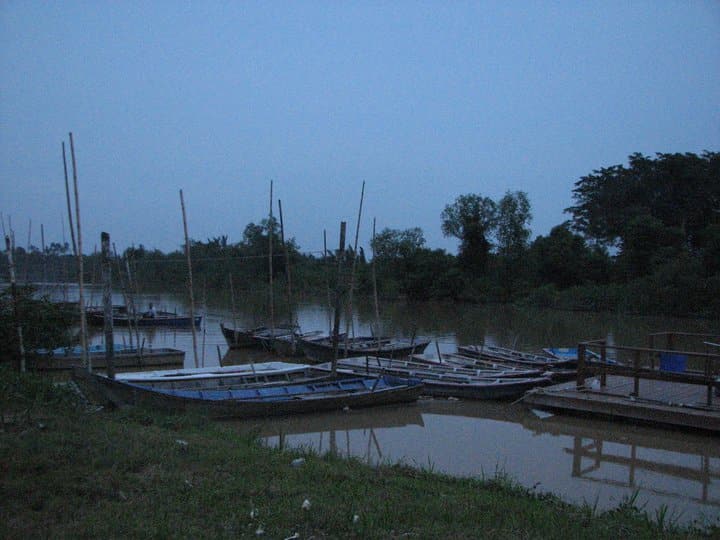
72,368,424,419
87,306,201,328
325,356,552,400
115,361,329,390
300,336,430,364
220,323,298,350
29,344,185,371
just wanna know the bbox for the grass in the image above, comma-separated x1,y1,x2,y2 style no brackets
0,367,716,539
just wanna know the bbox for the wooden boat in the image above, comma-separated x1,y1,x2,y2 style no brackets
271,330,327,357
458,344,578,369
72,368,424,419
220,323,298,349
87,306,201,328
29,344,184,371
409,353,546,378
324,357,552,400
542,347,609,363
300,336,431,364
115,362,330,390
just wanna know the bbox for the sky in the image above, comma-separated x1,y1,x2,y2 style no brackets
1,1,719,256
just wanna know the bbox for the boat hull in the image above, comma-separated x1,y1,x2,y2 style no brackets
72,368,423,419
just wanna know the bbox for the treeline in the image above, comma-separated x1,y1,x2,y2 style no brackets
2,152,719,317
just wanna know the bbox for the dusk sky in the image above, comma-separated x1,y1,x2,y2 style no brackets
2,2,718,256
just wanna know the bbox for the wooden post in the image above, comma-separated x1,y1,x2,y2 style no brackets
331,222,347,376
576,342,586,389
229,274,238,332
101,232,115,379
179,189,199,368
633,349,640,397
5,236,26,372
599,341,607,388
69,133,89,371
61,141,77,257
344,181,365,352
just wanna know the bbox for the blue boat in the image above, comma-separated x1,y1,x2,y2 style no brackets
72,369,423,419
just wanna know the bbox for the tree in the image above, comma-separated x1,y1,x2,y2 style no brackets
496,190,532,260
372,227,426,261
441,194,497,273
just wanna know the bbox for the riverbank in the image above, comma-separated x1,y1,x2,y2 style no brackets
1,369,715,538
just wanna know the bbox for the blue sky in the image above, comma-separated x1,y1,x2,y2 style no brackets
1,2,718,255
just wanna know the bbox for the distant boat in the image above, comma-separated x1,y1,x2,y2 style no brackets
299,336,431,364
29,344,184,371
72,368,424,419
87,306,201,328
325,356,552,400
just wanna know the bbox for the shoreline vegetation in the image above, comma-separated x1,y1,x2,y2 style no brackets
2,152,719,319
1,369,717,538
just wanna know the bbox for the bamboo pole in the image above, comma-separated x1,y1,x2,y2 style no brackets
40,224,46,285
62,141,77,257
323,229,331,334
69,133,89,371
268,180,274,339
180,189,199,368
344,181,365,352
278,199,293,324
101,232,115,379
124,256,141,351
112,243,134,349
371,218,381,347
331,222,347,376
5,235,25,372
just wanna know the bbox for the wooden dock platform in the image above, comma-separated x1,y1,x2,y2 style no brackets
523,376,720,433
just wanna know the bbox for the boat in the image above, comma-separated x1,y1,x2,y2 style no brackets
542,347,607,363
72,368,424,419
29,344,185,371
458,344,578,369
87,306,201,328
220,323,298,349
409,352,546,378
324,357,552,400
115,361,330,390
270,330,327,357
299,336,431,364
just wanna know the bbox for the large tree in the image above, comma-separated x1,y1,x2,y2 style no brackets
566,152,720,252
441,194,497,273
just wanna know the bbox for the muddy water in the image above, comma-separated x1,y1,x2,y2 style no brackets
59,285,719,526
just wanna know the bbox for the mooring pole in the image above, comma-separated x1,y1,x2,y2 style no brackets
180,189,199,368
101,232,115,379
61,141,77,257
331,222,347,376
69,132,89,371
5,236,25,372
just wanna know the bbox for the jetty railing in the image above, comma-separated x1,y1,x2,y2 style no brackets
576,336,720,407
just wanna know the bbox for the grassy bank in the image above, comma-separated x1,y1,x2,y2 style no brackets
0,369,715,539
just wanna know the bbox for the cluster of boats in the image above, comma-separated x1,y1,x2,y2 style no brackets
71,340,591,419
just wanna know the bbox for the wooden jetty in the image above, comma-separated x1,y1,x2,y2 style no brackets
523,333,720,433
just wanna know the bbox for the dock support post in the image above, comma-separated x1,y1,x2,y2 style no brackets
576,343,586,390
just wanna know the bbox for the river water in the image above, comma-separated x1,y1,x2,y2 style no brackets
54,285,720,527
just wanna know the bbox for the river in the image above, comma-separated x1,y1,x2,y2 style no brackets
52,284,720,527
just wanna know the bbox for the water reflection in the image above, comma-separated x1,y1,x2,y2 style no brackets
227,400,719,526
